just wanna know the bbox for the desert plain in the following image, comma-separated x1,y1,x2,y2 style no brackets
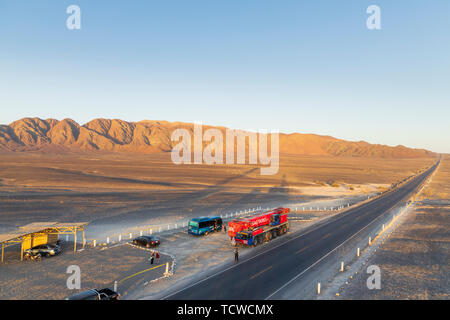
0,145,440,299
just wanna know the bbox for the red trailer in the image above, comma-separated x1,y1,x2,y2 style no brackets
227,207,290,238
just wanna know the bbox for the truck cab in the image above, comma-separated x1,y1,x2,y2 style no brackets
270,214,280,226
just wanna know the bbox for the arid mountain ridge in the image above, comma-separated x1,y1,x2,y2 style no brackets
0,117,435,158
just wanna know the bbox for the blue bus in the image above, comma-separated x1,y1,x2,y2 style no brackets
188,216,223,236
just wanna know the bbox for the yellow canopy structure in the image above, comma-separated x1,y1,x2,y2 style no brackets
0,222,88,263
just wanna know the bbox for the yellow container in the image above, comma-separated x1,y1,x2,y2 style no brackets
22,232,58,250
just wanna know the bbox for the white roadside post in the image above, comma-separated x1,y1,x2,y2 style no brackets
357,248,360,257
93,239,97,247
140,230,143,236
106,237,110,244
118,235,122,242
317,282,321,295
369,237,372,245
164,262,170,277
340,261,344,272
114,281,118,292
129,233,132,239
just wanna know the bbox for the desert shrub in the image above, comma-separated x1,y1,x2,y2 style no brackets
331,182,340,188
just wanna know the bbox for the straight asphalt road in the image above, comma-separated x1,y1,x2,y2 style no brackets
160,159,440,300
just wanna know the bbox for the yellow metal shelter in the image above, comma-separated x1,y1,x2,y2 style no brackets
0,222,88,263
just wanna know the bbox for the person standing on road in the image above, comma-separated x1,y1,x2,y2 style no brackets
234,247,239,263
155,251,160,264
149,250,155,265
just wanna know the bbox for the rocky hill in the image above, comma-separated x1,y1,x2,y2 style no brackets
0,117,435,158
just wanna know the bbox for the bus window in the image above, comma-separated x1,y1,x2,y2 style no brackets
189,221,199,228
199,221,209,229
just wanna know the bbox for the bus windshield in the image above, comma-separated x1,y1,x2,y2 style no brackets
189,221,199,229
236,232,248,240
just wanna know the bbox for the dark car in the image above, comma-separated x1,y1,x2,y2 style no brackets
24,243,61,258
132,236,160,248
66,288,120,300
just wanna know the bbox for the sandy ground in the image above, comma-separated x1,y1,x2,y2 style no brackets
335,155,449,299
0,240,172,300
0,152,433,236
0,152,436,299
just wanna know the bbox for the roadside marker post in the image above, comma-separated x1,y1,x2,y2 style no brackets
118,235,122,242
140,230,143,236
129,233,132,239
93,240,96,247
340,261,344,272
369,237,372,245
164,262,170,277
317,282,321,295
114,281,118,292
357,248,360,257
106,237,110,244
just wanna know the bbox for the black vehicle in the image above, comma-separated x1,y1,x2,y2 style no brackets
132,236,160,248
24,243,61,258
66,288,120,300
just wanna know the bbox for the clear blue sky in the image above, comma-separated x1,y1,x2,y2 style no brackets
0,1,449,153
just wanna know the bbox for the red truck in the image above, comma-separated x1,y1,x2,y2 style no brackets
228,207,290,238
